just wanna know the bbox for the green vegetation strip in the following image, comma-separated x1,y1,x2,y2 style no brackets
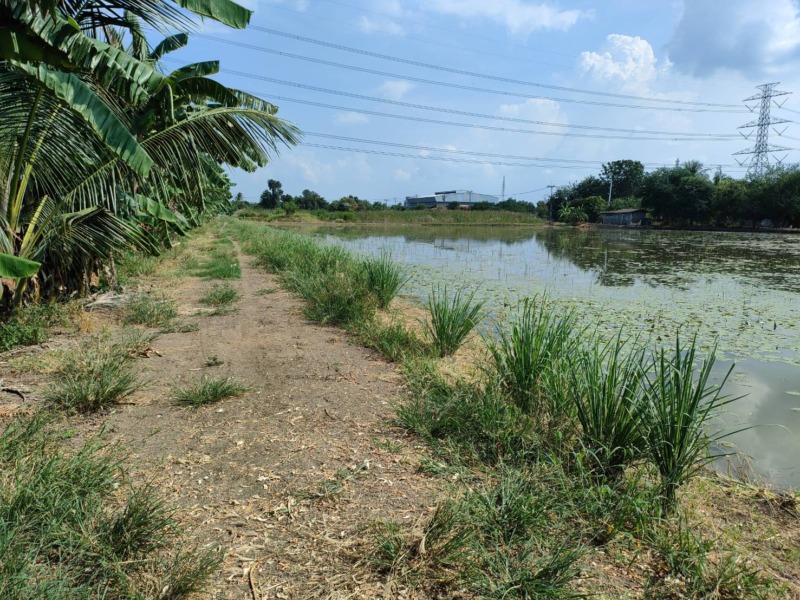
229,218,782,598
0,415,218,598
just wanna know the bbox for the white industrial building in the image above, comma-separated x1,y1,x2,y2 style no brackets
404,190,499,209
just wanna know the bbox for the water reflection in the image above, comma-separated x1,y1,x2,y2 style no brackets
298,224,800,488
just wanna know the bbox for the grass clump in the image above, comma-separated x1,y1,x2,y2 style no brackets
567,333,649,478
643,336,741,513
363,249,409,309
0,303,69,352
0,415,219,598
124,293,178,329
355,319,428,362
487,296,578,415
174,376,249,407
45,337,141,413
117,252,159,284
199,282,240,308
186,237,241,279
425,285,486,357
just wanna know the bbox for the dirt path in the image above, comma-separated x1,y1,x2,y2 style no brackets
1,240,442,599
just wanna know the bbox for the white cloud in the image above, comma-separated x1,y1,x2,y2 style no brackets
359,16,405,36
579,35,659,93
335,112,370,125
393,168,412,182
423,0,589,35
378,80,415,100
667,0,800,77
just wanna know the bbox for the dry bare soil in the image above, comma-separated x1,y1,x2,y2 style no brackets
0,231,442,599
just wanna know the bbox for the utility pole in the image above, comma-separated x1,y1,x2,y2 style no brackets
547,184,556,222
606,173,613,208
733,82,792,176
501,176,505,202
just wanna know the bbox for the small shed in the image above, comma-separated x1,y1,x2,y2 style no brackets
600,208,647,226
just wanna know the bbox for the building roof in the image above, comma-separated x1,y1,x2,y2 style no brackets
600,208,646,215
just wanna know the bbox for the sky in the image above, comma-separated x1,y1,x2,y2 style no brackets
164,0,800,204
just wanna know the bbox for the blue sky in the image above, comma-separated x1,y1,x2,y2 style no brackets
165,0,800,204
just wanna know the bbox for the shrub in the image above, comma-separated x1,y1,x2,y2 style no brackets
425,286,486,357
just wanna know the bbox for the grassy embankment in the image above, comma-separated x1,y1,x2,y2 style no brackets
227,217,800,599
237,205,543,226
0,227,245,597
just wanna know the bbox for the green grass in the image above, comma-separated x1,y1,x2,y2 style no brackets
487,296,579,416
643,336,742,512
44,337,141,413
362,250,409,309
233,222,380,326
186,237,241,279
425,285,486,357
199,282,240,308
0,303,70,352
173,376,250,407
124,293,178,329
0,415,219,598
567,333,649,478
117,252,160,285
354,319,428,362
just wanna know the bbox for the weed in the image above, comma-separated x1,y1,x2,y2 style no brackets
355,318,428,362
163,320,199,333
568,333,649,478
174,376,249,407
186,237,241,279
373,438,404,453
487,296,578,415
124,294,178,329
199,283,240,307
117,252,159,283
205,355,224,367
0,302,69,352
362,249,409,309
254,287,278,295
643,336,743,512
45,338,141,413
425,285,486,357
296,462,369,502
0,415,219,597
290,268,375,326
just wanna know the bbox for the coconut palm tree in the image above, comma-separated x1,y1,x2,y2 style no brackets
0,0,300,311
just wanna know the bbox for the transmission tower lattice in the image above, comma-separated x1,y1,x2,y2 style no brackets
733,82,792,176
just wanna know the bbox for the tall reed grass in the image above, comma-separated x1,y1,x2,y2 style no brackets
363,249,409,309
567,333,648,477
425,285,486,357
487,297,579,417
643,336,741,512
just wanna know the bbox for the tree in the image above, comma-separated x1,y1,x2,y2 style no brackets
0,0,301,310
260,179,283,208
296,189,327,210
600,160,645,200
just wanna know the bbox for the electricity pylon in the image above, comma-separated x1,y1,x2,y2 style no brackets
733,82,792,176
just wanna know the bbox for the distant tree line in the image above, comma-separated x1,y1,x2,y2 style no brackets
548,159,800,228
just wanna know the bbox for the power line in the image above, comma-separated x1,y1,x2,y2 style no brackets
302,132,746,167
252,91,744,142
301,143,598,168
264,1,576,71
251,27,742,109
212,68,738,139
188,33,748,114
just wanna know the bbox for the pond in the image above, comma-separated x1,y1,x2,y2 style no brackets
302,224,800,488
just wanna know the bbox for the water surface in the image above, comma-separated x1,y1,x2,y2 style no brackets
304,224,800,487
